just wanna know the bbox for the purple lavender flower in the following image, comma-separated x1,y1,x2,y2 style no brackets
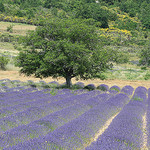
0,101,91,148
86,89,147,150
84,84,96,90
74,82,85,89
97,84,109,91
109,85,121,92
146,88,150,148
18,93,129,150
121,85,134,96
131,86,147,103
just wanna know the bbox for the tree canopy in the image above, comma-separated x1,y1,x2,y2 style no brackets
15,18,117,87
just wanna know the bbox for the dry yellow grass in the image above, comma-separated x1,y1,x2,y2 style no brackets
142,112,148,150
0,71,149,89
0,21,36,35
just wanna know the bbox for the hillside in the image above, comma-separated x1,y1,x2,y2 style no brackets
0,0,150,81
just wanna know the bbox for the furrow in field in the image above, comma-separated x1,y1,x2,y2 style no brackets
0,92,74,119
146,88,150,150
86,86,148,150
0,91,107,149
0,93,76,133
6,93,130,150
83,111,120,149
141,112,148,150
0,91,45,109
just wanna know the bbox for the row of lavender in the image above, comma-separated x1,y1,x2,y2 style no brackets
0,80,149,149
86,86,148,150
0,79,132,94
147,88,150,149
10,86,149,150
0,86,135,149
0,88,108,149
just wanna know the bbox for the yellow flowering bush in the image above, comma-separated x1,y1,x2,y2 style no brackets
109,7,140,31
99,27,132,36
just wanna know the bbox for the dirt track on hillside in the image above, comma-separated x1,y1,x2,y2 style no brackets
0,71,149,89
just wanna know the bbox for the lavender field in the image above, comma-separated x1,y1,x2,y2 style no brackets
0,79,150,150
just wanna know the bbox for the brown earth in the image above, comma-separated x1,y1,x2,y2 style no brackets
0,71,150,89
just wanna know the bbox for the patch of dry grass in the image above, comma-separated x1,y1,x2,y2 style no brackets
0,71,149,89
0,21,36,35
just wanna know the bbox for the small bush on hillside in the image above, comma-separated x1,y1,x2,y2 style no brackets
141,66,147,70
7,25,13,33
139,47,150,67
144,72,150,80
0,56,9,70
115,52,129,64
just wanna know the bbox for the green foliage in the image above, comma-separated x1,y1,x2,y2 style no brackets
119,0,138,17
139,2,150,29
49,88,58,96
139,46,150,67
115,52,129,64
0,56,9,70
1,0,150,30
44,0,62,8
114,18,138,31
7,25,13,33
15,50,42,76
70,2,117,28
144,72,150,80
84,84,95,91
97,86,107,91
133,96,143,101
110,87,120,92
14,0,42,8
0,2,5,12
15,18,113,87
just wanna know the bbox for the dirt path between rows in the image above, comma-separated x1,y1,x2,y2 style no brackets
0,71,150,89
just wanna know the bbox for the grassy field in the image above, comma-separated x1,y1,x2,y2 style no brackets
0,21,150,82
0,21,36,35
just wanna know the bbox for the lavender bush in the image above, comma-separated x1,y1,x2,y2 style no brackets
10,93,129,150
146,88,150,148
0,80,148,150
86,86,147,150
121,85,134,96
97,84,109,91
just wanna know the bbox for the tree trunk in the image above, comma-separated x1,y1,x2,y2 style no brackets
66,76,72,88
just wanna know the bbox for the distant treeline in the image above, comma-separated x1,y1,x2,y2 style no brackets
0,0,150,29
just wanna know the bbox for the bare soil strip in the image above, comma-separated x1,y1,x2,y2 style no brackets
142,112,148,150
93,112,119,142
0,71,150,89
83,112,120,150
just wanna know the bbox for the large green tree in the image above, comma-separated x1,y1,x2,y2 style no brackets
16,18,113,87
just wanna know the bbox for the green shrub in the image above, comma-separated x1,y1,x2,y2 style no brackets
0,56,9,70
141,66,147,70
144,72,150,80
115,52,129,64
139,47,150,67
0,2,5,12
7,25,13,33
